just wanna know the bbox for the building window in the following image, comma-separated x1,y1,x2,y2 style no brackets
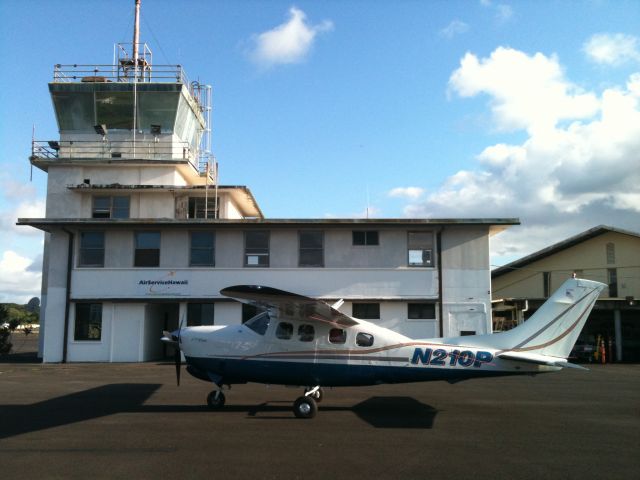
408,232,433,267
543,271,551,297
92,195,129,219
79,232,105,267
74,303,102,341
352,303,380,319
606,242,615,264
608,268,618,297
134,231,160,267
299,231,324,267
187,303,215,326
352,231,379,246
408,303,436,319
244,231,269,267
188,197,219,219
190,231,215,266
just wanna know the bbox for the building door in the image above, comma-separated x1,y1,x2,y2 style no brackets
144,303,179,361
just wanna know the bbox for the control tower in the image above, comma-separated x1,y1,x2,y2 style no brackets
31,16,217,207
24,1,262,362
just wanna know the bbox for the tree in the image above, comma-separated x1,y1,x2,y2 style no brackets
0,304,11,355
27,297,41,314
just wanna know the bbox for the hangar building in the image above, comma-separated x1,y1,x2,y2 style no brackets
492,226,640,362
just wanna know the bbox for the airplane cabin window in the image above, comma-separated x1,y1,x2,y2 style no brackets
298,324,315,342
276,322,293,340
356,332,374,347
329,328,347,344
245,312,270,335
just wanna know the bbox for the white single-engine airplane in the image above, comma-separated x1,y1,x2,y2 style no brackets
162,277,604,418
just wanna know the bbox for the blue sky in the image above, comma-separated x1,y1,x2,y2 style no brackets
1,0,639,302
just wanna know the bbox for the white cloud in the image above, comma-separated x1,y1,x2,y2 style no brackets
248,7,333,68
0,250,42,303
440,20,469,39
583,33,640,66
0,198,45,236
388,187,425,200
495,4,513,22
448,47,599,133
404,47,640,266
480,1,514,23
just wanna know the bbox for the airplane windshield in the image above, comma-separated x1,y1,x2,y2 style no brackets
244,311,270,335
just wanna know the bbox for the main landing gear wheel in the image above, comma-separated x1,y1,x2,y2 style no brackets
293,396,317,419
207,390,226,410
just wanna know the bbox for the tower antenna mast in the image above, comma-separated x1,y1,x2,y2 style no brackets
133,0,141,71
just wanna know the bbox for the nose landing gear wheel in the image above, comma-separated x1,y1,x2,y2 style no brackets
293,396,317,419
207,390,226,409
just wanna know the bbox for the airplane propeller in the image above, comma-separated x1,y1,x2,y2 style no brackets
161,315,185,386
174,339,181,386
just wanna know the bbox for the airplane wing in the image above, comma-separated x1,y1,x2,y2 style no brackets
220,285,359,327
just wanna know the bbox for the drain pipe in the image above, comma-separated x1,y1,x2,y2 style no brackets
436,229,444,337
62,228,74,363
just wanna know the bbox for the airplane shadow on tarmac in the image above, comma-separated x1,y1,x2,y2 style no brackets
0,385,437,439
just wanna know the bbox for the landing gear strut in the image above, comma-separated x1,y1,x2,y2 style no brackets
304,386,324,403
207,390,226,409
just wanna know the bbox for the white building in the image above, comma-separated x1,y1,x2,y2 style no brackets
19,42,518,363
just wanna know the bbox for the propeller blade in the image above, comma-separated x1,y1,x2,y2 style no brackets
174,346,181,386
173,314,185,386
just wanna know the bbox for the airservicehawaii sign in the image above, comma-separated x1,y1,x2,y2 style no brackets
137,271,189,296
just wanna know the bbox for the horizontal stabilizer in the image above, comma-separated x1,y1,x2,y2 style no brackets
498,351,588,370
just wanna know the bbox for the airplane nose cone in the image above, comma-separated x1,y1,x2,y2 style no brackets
171,329,181,343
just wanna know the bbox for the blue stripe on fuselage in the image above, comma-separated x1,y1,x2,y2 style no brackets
185,356,519,387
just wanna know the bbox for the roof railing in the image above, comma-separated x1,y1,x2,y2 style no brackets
53,64,189,84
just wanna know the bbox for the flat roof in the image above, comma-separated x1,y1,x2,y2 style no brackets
18,217,519,233
66,184,264,219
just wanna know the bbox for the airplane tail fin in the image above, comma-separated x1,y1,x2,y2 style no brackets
494,278,605,360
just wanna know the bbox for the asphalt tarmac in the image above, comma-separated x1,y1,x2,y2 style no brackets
0,354,638,479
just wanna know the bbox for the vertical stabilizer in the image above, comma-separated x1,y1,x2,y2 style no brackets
496,278,605,358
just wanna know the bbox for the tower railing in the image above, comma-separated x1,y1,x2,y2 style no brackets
31,139,216,181
53,64,189,84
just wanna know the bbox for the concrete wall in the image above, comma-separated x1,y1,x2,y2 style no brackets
76,228,436,270
441,226,492,336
